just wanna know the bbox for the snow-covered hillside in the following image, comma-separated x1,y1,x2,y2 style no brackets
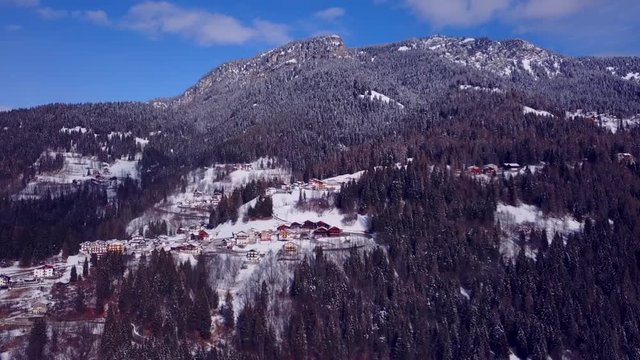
566,110,640,133
126,158,291,234
523,106,554,117
16,152,139,199
358,90,405,109
496,202,583,259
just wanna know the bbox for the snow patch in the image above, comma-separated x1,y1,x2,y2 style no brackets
523,106,553,117
566,109,640,133
60,126,88,134
623,72,640,81
496,202,583,259
459,84,504,93
358,90,405,109
460,287,470,300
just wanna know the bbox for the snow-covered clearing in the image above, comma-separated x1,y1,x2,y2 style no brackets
496,202,583,259
210,188,369,239
459,84,504,93
521,59,534,76
16,152,139,200
523,106,553,117
127,158,290,234
60,126,89,134
358,90,405,109
623,72,640,81
566,109,640,133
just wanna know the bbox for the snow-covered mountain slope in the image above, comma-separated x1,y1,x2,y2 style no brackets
391,35,565,79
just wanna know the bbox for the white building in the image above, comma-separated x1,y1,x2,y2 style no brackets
34,265,54,278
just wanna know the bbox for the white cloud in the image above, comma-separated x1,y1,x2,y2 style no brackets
314,7,346,21
36,7,68,20
0,0,38,7
73,10,110,26
5,24,22,31
513,0,598,20
121,1,290,46
403,0,601,27
405,0,510,27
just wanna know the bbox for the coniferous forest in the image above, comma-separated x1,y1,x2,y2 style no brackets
2,34,640,359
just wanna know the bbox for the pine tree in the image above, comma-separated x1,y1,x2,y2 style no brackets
83,257,89,278
70,265,78,282
75,288,86,313
221,291,234,329
25,318,47,360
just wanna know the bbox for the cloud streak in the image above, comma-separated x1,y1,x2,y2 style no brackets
121,1,290,46
314,7,346,21
403,0,601,27
0,0,38,7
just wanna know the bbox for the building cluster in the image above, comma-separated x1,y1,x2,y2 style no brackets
467,163,526,176
79,240,125,258
80,233,206,259
177,190,223,211
226,220,344,250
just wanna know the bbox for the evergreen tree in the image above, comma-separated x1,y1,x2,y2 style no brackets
70,265,78,282
25,318,47,360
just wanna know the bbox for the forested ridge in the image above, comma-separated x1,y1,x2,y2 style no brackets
4,34,640,359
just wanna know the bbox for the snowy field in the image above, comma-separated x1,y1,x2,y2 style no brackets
566,109,640,133
126,158,291,235
495,202,583,259
523,106,554,117
16,152,139,199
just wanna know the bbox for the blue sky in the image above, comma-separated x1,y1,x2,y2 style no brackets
1,0,639,110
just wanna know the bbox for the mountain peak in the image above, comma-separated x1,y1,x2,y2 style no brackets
168,35,350,107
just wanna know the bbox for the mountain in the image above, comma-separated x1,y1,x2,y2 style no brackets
1,34,640,185
4,35,640,360
158,34,640,117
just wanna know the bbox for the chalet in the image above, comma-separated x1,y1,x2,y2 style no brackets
278,228,289,240
289,222,302,230
302,220,317,230
502,163,521,170
34,265,54,278
0,275,10,289
277,224,290,232
315,221,331,229
32,302,48,315
107,241,124,254
617,153,636,166
309,178,326,190
246,249,260,262
313,227,329,237
234,231,249,246
260,230,273,242
467,166,482,175
198,229,210,241
283,242,299,257
328,226,342,237
482,164,499,175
